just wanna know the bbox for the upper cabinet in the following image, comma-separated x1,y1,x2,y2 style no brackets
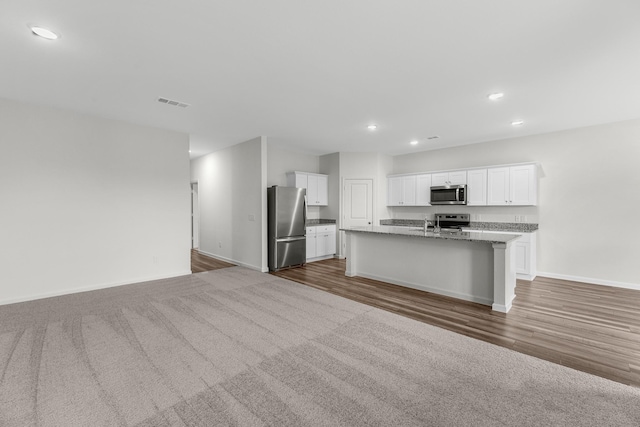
487,164,537,206
287,172,329,206
388,174,432,206
432,171,467,186
388,175,416,206
466,169,487,206
387,163,537,207
415,174,432,206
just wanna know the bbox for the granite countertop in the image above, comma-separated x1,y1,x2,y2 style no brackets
341,226,520,244
380,219,538,233
306,218,336,225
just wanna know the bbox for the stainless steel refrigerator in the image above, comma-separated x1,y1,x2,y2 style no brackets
268,186,307,272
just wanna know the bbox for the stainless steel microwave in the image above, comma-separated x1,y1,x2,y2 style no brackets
430,185,467,205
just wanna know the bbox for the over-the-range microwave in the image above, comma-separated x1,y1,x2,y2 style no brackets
430,185,467,205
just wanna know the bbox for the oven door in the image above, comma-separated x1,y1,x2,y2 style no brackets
430,185,467,205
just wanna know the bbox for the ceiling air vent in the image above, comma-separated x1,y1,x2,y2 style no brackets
427,136,440,140
157,97,190,108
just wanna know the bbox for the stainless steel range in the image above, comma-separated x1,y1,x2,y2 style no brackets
434,213,470,232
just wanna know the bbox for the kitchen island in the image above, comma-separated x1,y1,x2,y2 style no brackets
341,226,521,313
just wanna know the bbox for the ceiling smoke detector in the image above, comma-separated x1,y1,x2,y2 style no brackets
157,97,190,108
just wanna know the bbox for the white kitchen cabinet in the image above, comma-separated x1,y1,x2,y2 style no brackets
487,164,536,206
466,169,487,206
306,224,336,261
387,175,416,206
306,226,317,259
287,172,329,206
415,174,432,205
466,229,537,280
432,171,467,186
514,232,537,280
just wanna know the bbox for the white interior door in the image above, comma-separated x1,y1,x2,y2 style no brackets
342,178,373,258
343,179,373,228
191,183,199,249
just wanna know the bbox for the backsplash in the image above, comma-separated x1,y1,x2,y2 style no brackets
307,218,337,225
380,218,538,232
387,208,539,224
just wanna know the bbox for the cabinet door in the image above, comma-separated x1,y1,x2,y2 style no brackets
316,174,328,206
387,177,404,206
296,173,308,190
510,164,537,206
306,233,316,259
431,173,449,187
487,167,510,205
316,233,327,257
448,171,467,185
466,169,487,206
515,240,529,274
307,174,319,205
402,175,417,205
416,174,432,205
326,232,336,255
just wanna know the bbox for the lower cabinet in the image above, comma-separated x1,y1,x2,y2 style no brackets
306,225,336,261
466,230,537,280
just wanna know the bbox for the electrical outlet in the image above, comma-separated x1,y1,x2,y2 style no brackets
248,214,255,221
521,215,527,222
477,214,482,221
218,242,222,248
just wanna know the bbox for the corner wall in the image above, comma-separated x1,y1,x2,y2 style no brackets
0,98,192,305
267,145,321,219
326,152,393,258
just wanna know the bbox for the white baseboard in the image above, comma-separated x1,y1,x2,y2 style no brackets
0,270,193,307
492,294,516,313
537,271,640,291
306,254,335,263
517,272,537,281
196,250,264,273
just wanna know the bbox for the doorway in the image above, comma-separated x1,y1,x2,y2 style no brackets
342,178,374,256
191,182,199,249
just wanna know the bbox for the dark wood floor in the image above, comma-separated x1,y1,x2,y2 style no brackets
272,258,640,388
191,249,235,273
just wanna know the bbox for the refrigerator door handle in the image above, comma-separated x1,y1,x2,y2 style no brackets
275,236,306,243
304,195,307,226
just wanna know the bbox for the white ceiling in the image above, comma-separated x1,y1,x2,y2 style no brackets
2,1,640,159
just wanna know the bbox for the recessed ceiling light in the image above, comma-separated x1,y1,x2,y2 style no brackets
367,125,377,130
30,26,59,40
511,120,524,126
488,92,504,101
410,140,419,146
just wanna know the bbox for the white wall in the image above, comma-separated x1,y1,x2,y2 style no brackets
391,118,640,288
0,98,191,305
267,145,319,186
267,145,321,219
327,152,393,258
319,152,340,223
191,137,267,271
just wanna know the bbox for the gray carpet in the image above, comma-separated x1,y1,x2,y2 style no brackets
1,267,639,426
